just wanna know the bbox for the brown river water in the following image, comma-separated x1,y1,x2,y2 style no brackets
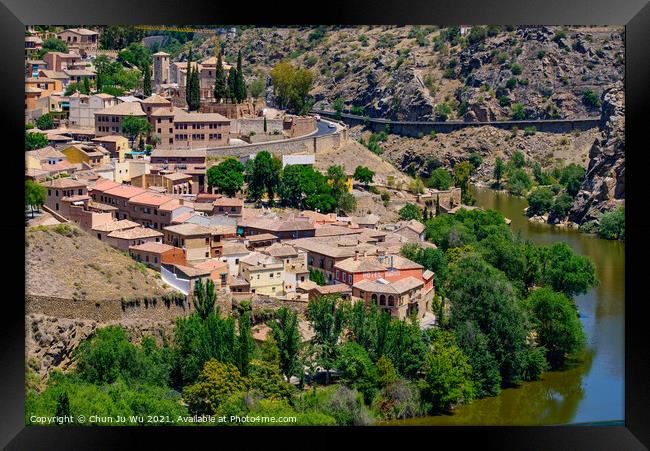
386,185,624,425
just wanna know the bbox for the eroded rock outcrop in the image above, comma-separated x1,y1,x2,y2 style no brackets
569,83,625,223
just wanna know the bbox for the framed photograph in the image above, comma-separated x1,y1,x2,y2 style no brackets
3,0,648,448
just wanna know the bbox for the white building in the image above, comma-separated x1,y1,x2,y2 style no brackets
68,93,117,128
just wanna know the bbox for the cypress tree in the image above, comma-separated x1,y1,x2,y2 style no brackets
192,64,201,110
228,66,238,103
143,63,152,96
213,45,226,103
185,47,193,105
236,311,254,376
235,49,246,103
263,115,267,133
82,76,90,94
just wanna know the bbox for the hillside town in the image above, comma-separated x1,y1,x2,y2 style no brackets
24,25,617,427
25,26,467,324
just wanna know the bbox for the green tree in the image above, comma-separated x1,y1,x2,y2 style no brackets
213,48,227,103
448,254,532,384
306,296,346,385
353,166,374,186
527,187,554,216
539,242,598,297
376,355,398,388
550,193,573,219
335,342,378,403
121,116,151,148
36,113,55,130
398,203,421,221
142,63,152,96
270,61,314,114
509,151,526,169
309,268,327,286
559,163,585,197
236,312,254,376
427,168,453,190
249,77,265,98
333,98,344,120
244,151,282,204
193,278,216,320
337,192,357,214
40,38,68,54
468,153,483,170
507,169,532,196
235,49,247,103
228,66,238,103
524,288,586,369
25,131,48,150
597,207,625,240
279,164,331,210
511,103,526,120
185,46,193,103
54,392,71,424
183,359,247,414
327,165,348,203
454,321,501,397
453,161,474,204
434,103,452,121
421,330,475,412
25,180,46,218
207,157,244,196
582,89,601,109
269,307,302,380
493,156,505,187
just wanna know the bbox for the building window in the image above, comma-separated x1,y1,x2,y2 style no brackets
348,274,352,284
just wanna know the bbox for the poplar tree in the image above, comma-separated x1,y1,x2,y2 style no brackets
236,311,254,376
143,63,152,96
235,49,246,103
228,66,238,103
185,47,193,103
213,45,226,103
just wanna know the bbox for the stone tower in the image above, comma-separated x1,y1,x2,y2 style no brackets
153,51,170,87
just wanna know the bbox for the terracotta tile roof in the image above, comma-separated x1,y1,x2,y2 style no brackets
238,217,315,233
192,259,229,272
61,28,98,36
151,148,207,158
314,225,363,237
172,263,211,278
213,197,243,207
89,178,120,192
142,94,172,104
129,192,176,207
152,51,170,56
92,135,125,142
129,242,175,253
164,223,213,236
172,212,195,224
63,69,96,77
108,227,163,240
103,185,147,199
263,243,298,258
246,233,279,242
25,146,65,161
163,172,192,181
335,257,385,273
150,107,174,117
159,201,184,211
92,219,140,232
173,108,230,123
221,241,249,256
95,101,146,116
395,219,426,235
41,178,87,189
311,283,352,295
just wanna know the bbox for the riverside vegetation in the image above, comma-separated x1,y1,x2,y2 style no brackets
26,209,596,425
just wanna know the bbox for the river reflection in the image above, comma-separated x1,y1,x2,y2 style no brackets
385,186,624,425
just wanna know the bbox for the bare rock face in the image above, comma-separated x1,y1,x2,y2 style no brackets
569,83,625,223
26,314,176,380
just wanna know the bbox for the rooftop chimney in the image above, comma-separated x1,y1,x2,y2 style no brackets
354,250,359,261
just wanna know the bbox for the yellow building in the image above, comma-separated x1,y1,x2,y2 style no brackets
61,144,110,167
91,135,129,162
239,252,285,296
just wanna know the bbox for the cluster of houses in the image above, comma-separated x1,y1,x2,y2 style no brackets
35,169,437,319
26,26,444,321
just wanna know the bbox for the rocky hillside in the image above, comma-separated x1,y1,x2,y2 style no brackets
26,224,169,301
186,25,623,121
359,125,599,181
26,314,175,380
569,83,625,223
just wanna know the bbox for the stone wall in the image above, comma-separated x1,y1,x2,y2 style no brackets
233,118,284,136
314,110,600,136
207,127,347,159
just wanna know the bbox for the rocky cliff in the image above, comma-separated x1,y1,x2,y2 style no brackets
187,26,623,122
569,83,625,224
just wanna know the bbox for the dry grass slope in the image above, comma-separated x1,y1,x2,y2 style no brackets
25,224,168,301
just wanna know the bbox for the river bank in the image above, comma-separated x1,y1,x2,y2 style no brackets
385,185,624,425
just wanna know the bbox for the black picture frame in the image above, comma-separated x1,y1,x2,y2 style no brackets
4,0,648,448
